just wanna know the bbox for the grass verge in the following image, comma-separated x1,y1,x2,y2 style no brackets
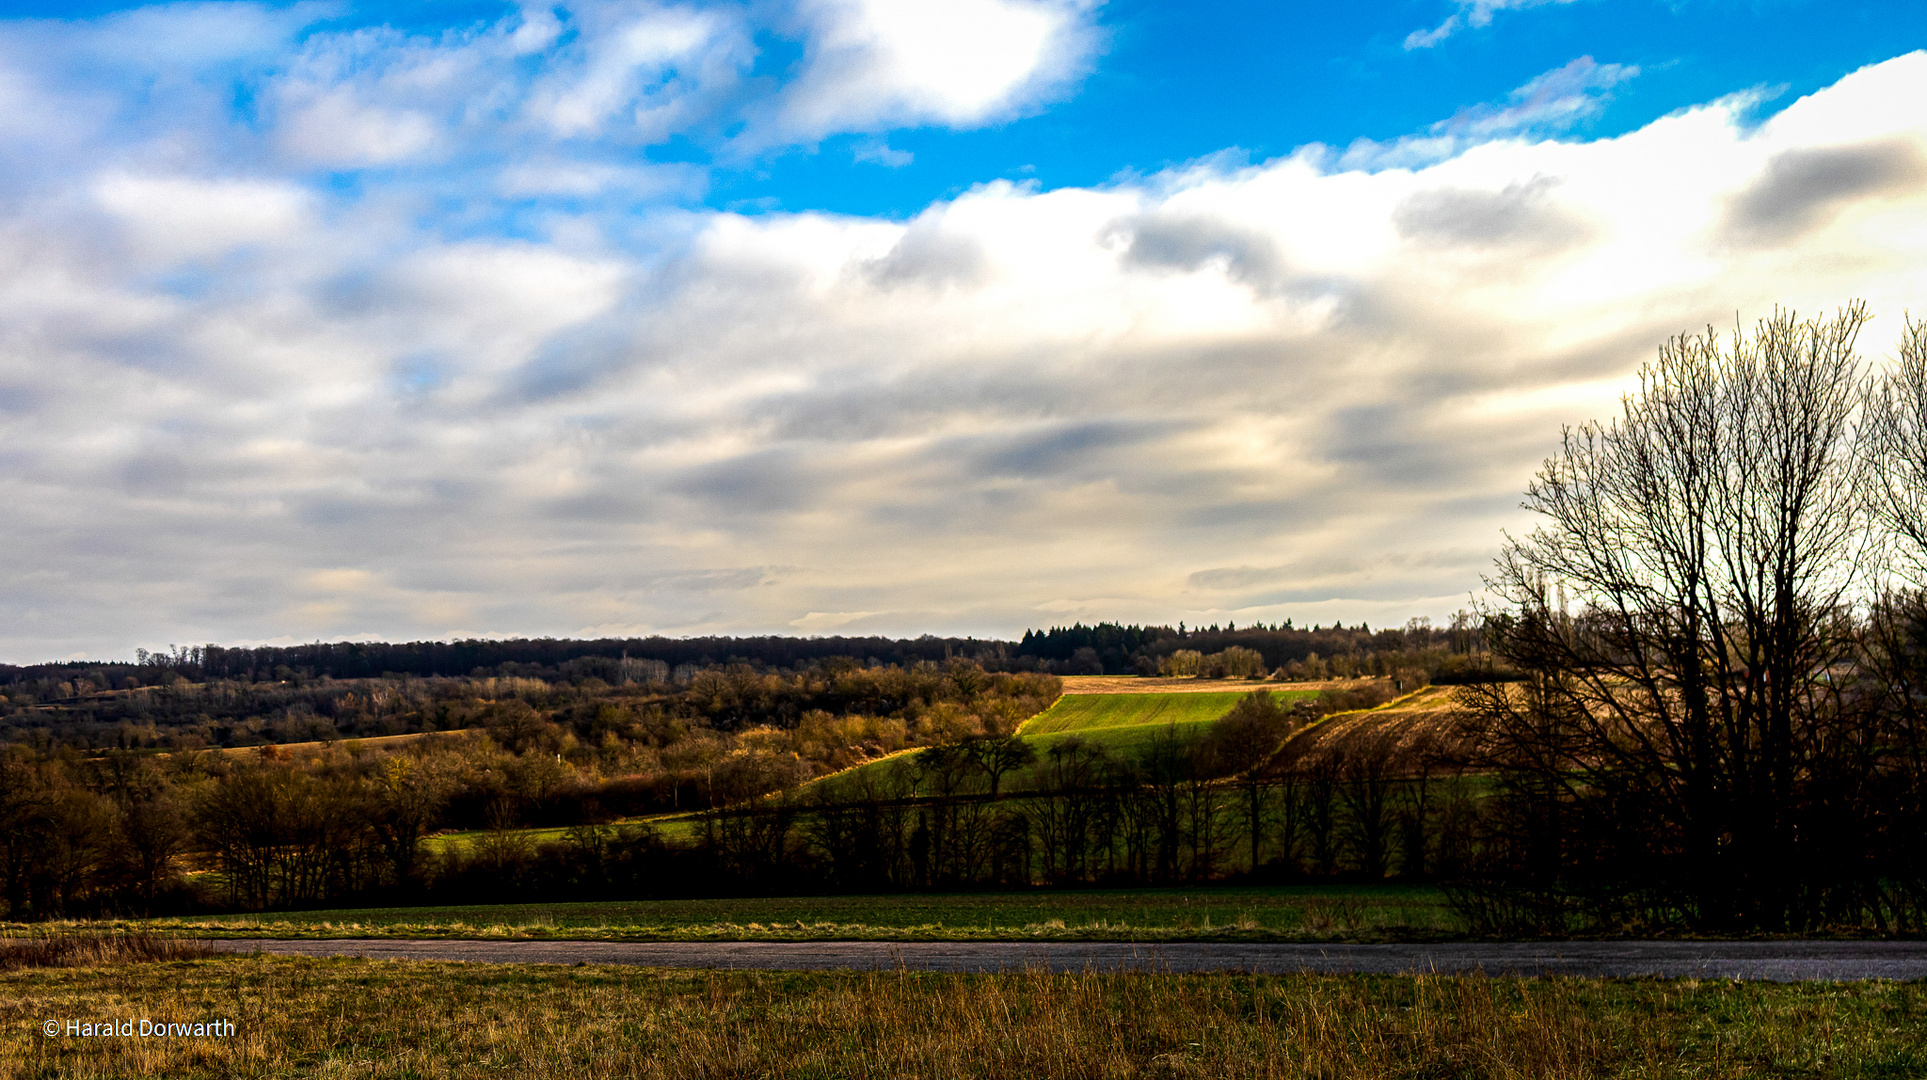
7,955,1925,1078
99,885,1458,943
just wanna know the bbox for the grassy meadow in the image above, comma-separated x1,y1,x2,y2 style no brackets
1017,688,1320,758
1019,690,1290,734
7,954,1925,1079
420,814,702,857
114,885,1456,942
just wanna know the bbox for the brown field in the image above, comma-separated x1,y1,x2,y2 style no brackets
1265,686,1480,772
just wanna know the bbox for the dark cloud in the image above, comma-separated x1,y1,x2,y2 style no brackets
1119,213,1286,290
972,419,1177,481
0,378,47,415
672,449,819,514
1187,559,1364,589
617,567,772,593
1393,176,1590,251
1188,564,1291,590
759,367,1066,442
864,224,985,290
1727,139,1927,242
1321,402,1494,489
119,453,189,496
544,487,657,522
1179,496,1337,533
506,326,638,402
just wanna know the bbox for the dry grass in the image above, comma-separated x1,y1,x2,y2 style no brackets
0,931,215,973
5,956,1925,1078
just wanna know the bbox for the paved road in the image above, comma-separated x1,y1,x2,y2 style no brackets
211,939,1927,981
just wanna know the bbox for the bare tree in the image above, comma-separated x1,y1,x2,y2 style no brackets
1201,691,1292,873
364,755,450,888
960,734,1037,798
1471,303,1875,929
1858,313,1927,924
1867,314,1927,577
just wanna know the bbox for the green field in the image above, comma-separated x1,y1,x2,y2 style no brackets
123,885,1453,942
1020,691,1277,735
808,689,1318,797
1017,688,1317,757
9,956,1923,1079
422,815,700,856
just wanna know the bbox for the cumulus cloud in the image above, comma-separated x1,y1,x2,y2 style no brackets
759,0,1100,146
3,8,1927,658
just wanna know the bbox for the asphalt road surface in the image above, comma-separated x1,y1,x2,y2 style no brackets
212,939,1927,981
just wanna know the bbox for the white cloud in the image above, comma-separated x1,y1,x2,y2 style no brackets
524,4,747,140
763,0,1099,145
1338,57,1638,171
497,159,707,199
1441,57,1638,137
92,173,312,261
854,140,914,167
0,0,1102,198
790,610,885,631
1405,0,1582,50
279,88,441,168
82,1,328,67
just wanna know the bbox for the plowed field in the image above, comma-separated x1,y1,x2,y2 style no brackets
1265,686,1476,773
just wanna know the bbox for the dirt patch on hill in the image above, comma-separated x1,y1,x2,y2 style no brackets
1263,687,1485,774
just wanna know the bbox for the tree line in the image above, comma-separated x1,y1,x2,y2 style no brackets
2,613,1488,700
0,680,1473,915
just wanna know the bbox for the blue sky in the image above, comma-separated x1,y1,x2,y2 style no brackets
733,0,1927,216
1,0,1926,660
11,0,1924,217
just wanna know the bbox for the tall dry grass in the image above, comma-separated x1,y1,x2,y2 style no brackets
7,956,1923,1078
0,930,214,972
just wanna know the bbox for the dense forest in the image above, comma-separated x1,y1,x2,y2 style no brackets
0,616,1482,688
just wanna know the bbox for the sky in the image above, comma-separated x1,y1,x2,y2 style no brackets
3,1,1927,662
